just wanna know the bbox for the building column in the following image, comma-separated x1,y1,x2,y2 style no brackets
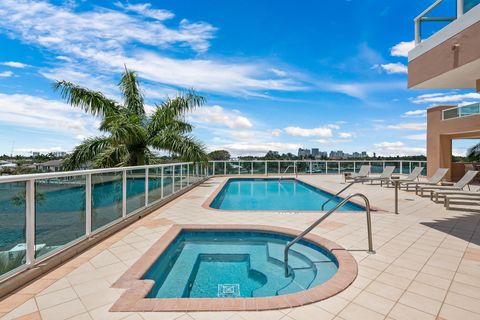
476,79,480,92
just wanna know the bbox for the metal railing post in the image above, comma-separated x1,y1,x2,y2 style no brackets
212,162,215,176
172,166,176,193
145,168,149,206
86,174,92,236
187,164,190,185
278,161,280,175
224,162,226,175
400,161,403,175
161,166,164,198
122,170,127,217
338,162,340,174
325,161,328,174
251,161,253,175
458,0,464,17
265,161,267,175
25,179,35,266
310,161,312,174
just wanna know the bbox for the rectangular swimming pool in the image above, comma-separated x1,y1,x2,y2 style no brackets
209,178,364,211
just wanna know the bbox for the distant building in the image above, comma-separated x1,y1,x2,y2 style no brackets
35,160,63,172
298,148,311,157
361,151,368,158
311,148,319,157
52,151,67,158
32,152,40,158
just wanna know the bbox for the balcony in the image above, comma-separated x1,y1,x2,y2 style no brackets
408,0,480,89
442,102,480,119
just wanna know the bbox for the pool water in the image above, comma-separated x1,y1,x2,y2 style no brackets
144,230,338,298
210,178,364,211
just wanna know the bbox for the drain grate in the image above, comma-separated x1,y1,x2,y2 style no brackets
218,284,240,297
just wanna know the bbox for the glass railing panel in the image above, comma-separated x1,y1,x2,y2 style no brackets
340,162,354,173
148,167,163,203
181,164,188,187
459,103,480,117
0,182,27,277
370,162,384,174
267,161,279,175
174,166,182,191
91,172,123,231
207,162,214,177
163,166,174,196
35,176,86,258
252,161,265,174
327,162,339,174
443,108,459,119
296,162,310,174
279,162,295,174
311,161,326,173
225,162,239,175
402,162,412,175
465,0,480,12
126,169,145,214
238,162,251,175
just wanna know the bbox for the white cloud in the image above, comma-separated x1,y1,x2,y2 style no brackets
190,105,253,129
114,2,174,21
402,109,426,117
390,41,415,57
0,0,304,96
387,122,426,131
0,92,97,137
284,126,333,137
412,92,480,104
0,71,13,78
1,61,29,68
269,68,287,77
327,124,341,129
374,141,425,156
376,62,408,74
271,129,282,137
15,146,65,154
322,81,405,100
406,134,426,141
315,138,352,144
338,132,353,138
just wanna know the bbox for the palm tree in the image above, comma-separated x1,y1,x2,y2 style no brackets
54,67,207,170
467,142,480,161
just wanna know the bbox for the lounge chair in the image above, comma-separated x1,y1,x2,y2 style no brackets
443,192,480,209
432,189,480,202
345,165,370,182
417,170,479,199
386,166,423,187
402,168,449,192
355,166,395,185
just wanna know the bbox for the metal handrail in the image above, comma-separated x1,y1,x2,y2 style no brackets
414,0,462,44
284,193,375,277
321,181,356,210
279,164,297,179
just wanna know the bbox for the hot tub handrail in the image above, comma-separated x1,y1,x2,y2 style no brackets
320,181,357,210
279,164,297,180
284,193,375,277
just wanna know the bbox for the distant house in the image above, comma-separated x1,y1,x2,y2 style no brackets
35,160,63,172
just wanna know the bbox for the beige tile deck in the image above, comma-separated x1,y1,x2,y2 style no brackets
1,175,480,320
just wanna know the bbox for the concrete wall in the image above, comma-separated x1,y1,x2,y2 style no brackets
427,105,480,180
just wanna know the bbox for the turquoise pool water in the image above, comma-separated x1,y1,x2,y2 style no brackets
210,178,364,211
144,230,338,298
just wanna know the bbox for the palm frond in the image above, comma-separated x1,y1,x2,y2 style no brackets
148,105,193,135
53,81,119,117
149,131,207,162
100,113,147,146
467,143,480,161
119,67,145,117
62,137,111,170
93,145,130,168
159,89,206,118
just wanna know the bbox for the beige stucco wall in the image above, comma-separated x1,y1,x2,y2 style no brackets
427,105,480,180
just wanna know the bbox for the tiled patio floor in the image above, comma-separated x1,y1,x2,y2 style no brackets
1,175,480,320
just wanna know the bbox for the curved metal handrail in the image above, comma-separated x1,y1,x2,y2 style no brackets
279,164,297,179
321,181,356,210
284,193,375,277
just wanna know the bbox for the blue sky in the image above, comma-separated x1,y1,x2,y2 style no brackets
0,0,478,157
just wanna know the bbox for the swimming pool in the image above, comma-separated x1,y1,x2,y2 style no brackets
209,178,364,211
111,225,357,311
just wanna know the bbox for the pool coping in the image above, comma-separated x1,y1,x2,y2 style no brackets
110,224,358,312
202,176,384,213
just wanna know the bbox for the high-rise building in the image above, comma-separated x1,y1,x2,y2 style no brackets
297,148,311,157
311,148,319,157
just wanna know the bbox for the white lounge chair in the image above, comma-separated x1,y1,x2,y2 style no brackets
386,166,423,187
403,168,449,192
443,192,480,209
417,170,479,199
355,166,395,185
345,165,370,182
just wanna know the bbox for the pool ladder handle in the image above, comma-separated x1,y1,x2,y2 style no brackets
279,165,298,180
320,181,357,210
284,193,375,277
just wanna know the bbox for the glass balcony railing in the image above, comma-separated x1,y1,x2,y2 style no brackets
443,103,480,120
465,0,480,12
